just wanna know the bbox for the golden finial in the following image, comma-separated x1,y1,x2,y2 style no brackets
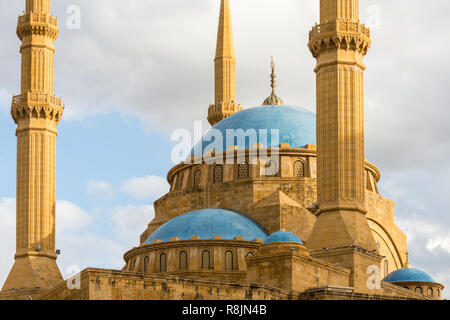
262,57,284,106
405,251,412,268
270,56,276,91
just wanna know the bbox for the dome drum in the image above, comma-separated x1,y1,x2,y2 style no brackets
167,147,380,194
123,238,262,282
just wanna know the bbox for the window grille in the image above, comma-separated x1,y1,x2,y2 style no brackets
293,160,305,178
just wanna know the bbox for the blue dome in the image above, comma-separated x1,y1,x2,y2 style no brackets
192,105,316,156
383,268,436,283
263,231,303,244
145,209,268,243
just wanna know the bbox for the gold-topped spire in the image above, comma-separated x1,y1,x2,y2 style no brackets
262,57,284,106
208,0,242,126
405,252,412,268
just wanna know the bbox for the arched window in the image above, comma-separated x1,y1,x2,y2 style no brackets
193,169,201,187
427,287,434,296
213,165,223,184
246,251,255,257
202,250,211,270
437,289,441,297
133,258,137,270
293,160,305,178
225,250,234,270
384,260,389,276
179,251,188,270
415,287,423,295
265,160,278,177
238,162,249,180
160,253,167,273
144,256,149,273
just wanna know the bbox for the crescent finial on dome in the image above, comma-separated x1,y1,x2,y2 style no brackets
262,57,285,106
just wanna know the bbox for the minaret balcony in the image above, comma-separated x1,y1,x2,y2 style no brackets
17,13,59,40
308,21,371,58
309,21,370,39
11,92,64,124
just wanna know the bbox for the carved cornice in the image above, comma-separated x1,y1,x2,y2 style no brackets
17,13,59,40
308,20,371,58
11,92,64,124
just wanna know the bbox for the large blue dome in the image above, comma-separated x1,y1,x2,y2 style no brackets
192,105,316,156
145,209,268,243
383,268,436,283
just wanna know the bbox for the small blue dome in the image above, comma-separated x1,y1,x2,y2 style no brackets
192,105,316,156
145,209,267,243
263,231,303,244
384,268,436,283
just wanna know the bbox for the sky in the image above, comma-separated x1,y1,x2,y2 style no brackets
1,0,450,298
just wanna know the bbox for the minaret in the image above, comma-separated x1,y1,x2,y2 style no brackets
306,0,380,292
2,0,64,297
207,0,242,126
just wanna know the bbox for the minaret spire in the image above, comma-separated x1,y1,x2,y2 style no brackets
2,0,63,299
216,0,235,61
262,57,284,106
208,0,242,126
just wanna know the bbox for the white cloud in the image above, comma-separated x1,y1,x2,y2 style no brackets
378,178,407,200
56,233,126,275
398,218,450,254
111,204,155,247
0,88,10,111
54,201,127,273
396,217,450,298
121,175,169,200
0,198,16,287
426,235,450,255
56,200,92,233
87,180,115,199
0,198,126,286
397,219,441,244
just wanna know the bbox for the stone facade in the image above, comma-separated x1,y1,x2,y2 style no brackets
140,147,406,282
1,0,445,301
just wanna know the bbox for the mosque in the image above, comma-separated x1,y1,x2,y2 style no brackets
0,0,445,300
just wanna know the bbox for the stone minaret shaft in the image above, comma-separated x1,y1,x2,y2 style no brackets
307,0,380,282
313,0,370,216
208,0,242,126
307,0,381,293
2,0,63,295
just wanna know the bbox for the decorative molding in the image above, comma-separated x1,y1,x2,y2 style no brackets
308,21,371,58
11,92,64,124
